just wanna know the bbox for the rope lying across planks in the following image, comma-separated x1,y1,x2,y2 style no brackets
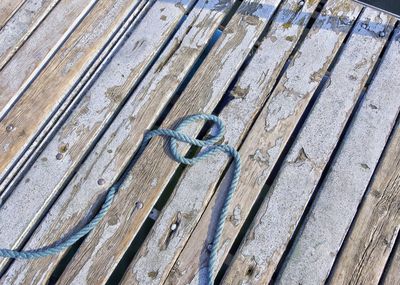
0,114,241,285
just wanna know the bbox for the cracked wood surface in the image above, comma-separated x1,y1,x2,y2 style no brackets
0,0,96,117
292,27,400,285
1,0,400,283
165,1,364,284
0,0,145,185
118,0,324,284
41,1,284,284
0,0,201,282
221,8,395,285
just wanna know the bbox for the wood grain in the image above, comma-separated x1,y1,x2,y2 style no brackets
224,11,396,284
0,0,26,29
0,0,144,184
117,0,323,284
301,28,400,285
0,0,200,282
165,1,364,284
16,0,286,284
0,0,59,72
0,0,95,117
382,238,400,285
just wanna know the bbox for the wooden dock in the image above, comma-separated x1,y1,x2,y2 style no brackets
0,0,399,284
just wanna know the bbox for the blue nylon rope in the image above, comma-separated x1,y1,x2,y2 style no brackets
0,114,241,285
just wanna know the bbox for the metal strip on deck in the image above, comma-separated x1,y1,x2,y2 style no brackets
0,0,399,284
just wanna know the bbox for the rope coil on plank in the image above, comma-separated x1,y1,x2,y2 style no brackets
0,114,241,285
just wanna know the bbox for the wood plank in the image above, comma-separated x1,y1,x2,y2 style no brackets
0,0,199,280
0,0,59,71
0,0,26,29
275,26,400,285
165,1,365,284
222,11,397,284
382,238,400,285
1,1,284,284
0,0,149,194
0,0,95,116
328,120,400,285
0,0,145,184
118,0,325,284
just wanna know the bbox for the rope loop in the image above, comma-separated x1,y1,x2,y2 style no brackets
0,114,241,285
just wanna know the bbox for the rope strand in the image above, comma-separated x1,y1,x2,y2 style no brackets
0,114,241,285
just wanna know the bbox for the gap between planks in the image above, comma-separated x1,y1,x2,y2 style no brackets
223,11,397,285
327,115,400,285
6,0,288,284
0,0,149,186
117,0,330,284
162,1,364,284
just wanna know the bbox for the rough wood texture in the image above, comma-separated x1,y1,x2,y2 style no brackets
119,0,323,284
382,239,400,285
328,121,400,285
0,0,143,184
0,0,26,29
166,1,363,284
0,0,59,71
221,8,394,285
22,1,285,284
0,0,150,195
0,0,199,281
0,0,95,117
278,27,400,285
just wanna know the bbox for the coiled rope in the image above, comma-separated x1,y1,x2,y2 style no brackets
0,114,241,285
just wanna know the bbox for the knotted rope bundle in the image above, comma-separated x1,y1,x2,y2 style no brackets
0,114,241,285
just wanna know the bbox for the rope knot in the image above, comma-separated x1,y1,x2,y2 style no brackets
143,114,226,165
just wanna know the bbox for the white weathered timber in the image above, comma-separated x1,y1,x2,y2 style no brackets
11,1,284,284
166,1,364,284
382,240,400,285
118,0,323,284
0,0,149,195
0,0,199,282
276,26,400,285
0,0,145,184
0,0,59,71
0,0,26,29
328,120,400,285
0,0,96,117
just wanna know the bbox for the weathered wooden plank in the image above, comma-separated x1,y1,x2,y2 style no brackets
1,1,284,284
0,0,96,116
165,1,365,284
0,0,26,29
0,0,59,71
0,0,145,184
382,239,400,285
0,0,149,194
328,120,400,285
224,9,398,284
117,0,324,284
0,0,199,281
275,26,400,285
